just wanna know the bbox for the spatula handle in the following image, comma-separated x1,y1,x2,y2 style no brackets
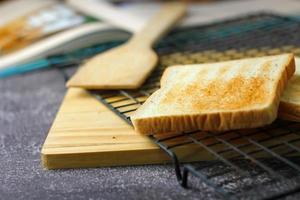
130,2,187,47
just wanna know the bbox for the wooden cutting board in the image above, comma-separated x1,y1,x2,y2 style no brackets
41,88,214,169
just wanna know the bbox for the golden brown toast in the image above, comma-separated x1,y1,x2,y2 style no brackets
279,57,300,121
131,54,295,134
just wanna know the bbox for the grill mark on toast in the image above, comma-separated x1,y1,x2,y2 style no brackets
191,76,267,110
160,75,268,111
195,67,209,81
217,65,230,78
261,61,272,73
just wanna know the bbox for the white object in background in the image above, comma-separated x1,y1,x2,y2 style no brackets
66,0,145,33
0,23,129,69
0,0,57,26
67,0,300,30
121,0,300,27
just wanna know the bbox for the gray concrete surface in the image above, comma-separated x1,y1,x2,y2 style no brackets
0,68,221,200
1,67,300,200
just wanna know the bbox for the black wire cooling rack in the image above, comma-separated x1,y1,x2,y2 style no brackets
65,13,300,199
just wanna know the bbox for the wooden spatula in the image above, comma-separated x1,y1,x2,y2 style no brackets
66,3,186,89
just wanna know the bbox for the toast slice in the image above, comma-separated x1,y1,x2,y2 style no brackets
131,54,295,134
279,57,300,121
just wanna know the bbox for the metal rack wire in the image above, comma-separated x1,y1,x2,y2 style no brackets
82,13,300,199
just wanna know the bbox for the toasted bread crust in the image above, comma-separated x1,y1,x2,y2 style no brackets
278,57,300,121
132,54,295,134
278,101,300,121
278,111,300,122
133,108,276,134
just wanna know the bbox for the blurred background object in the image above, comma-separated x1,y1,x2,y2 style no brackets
0,3,89,54
2,0,300,76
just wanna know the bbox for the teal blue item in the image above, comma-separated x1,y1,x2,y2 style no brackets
0,41,124,79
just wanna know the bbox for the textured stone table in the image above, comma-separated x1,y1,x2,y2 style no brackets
0,68,220,200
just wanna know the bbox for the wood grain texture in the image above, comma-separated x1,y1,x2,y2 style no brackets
41,88,214,169
66,2,186,89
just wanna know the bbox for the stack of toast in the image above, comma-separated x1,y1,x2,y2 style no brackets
279,57,300,121
131,54,300,135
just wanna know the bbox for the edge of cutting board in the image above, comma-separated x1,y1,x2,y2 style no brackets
41,88,214,169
